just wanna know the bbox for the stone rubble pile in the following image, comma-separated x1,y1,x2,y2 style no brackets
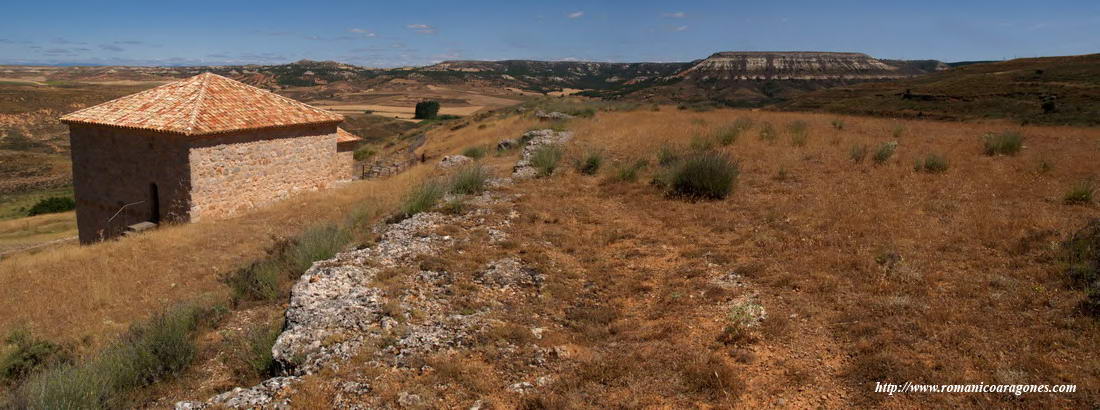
534,110,574,120
511,129,573,179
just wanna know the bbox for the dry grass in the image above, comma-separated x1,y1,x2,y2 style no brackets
251,106,1100,408
5,104,1100,407
0,164,436,350
532,107,1100,407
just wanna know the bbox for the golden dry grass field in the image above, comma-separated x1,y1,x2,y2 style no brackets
262,107,1100,408
1,105,1098,408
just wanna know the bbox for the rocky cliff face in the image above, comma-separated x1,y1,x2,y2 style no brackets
675,51,937,81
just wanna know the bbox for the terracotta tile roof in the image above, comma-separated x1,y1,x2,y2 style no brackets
335,127,362,143
60,73,343,136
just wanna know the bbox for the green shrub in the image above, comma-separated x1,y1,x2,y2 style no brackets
1064,180,1095,205
873,142,897,165
983,131,1023,156
1,329,70,385
26,197,75,216
575,151,603,176
850,144,869,163
16,304,211,409
667,151,739,200
449,164,490,195
530,145,564,178
461,146,487,159
657,144,681,167
914,154,949,173
831,119,845,130
758,122,777,143
414,101,440,119
610,159,647,183
396,181,446,221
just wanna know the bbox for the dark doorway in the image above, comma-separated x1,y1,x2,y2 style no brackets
149,183,161,223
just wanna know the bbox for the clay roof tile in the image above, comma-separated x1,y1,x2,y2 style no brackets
60,72,343,136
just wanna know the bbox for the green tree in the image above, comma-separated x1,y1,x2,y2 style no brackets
414,101,440,119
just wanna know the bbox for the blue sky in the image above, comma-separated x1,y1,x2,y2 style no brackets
0,0,1096,67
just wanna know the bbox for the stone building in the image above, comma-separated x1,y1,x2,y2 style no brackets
60,73,361,243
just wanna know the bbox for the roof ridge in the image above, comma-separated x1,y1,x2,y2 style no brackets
184,73,211,135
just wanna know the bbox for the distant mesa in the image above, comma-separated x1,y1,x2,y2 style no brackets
676,51,947,81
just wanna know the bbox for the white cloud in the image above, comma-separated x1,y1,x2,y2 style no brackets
348,28,376,37
567,11,584,19
663,11,686,18
673,25,688,32
407,23,435,34
406,24,437,34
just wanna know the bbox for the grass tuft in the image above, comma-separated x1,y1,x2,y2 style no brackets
530,144,564,178
666,151,739,200
14,303,216,409
287,225,351,276
1064,180,1095,205
758,122,777,143
0,328,70,385
849,144,869,163
657,144,680,167
225,259,282,302
575,151,604,176
608,159,648,183
397,181,446,220
983,131,1023,156
1063,220,1100,316
714,119,751,146
231,319,283,379
914,154,949,173
873,142,898,165
460,145,487,159
892,124,906,138
790,123,809,147
449,164,490,195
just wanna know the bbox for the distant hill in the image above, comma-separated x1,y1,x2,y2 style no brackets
2,52,943,106
581,51,946,106
778,54,1100,126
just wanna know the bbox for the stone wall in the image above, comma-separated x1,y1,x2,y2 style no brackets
69,125,192,243
188,124,341,221
335,151,356,181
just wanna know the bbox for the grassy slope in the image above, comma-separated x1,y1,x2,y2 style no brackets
289,107,1099,408
779,54,1100,126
